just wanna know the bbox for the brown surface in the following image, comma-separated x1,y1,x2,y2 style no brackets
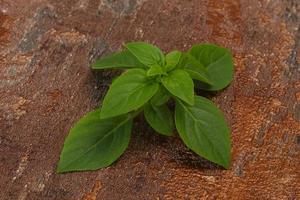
0,0,299,199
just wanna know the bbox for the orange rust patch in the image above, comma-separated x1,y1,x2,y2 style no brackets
296,92,300,101
82,181,102,200
0,12,10,46
48,89,62,101
206,0,242,48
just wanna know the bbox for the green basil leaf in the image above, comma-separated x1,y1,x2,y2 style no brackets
188,44,234,91
161,69,194,105
150,86,171,106
100,69,159,119
144,103,174,136
175,96,231,168
125,42,165,66
180,53,212,84
147,64,165,76
91,50,146,70
57,109,132,173
165,50,181,71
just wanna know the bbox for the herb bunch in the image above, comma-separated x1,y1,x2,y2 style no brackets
57,42,234,173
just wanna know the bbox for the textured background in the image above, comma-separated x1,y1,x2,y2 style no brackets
0,0,299,199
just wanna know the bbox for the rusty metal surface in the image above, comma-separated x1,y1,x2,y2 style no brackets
0,0,299,199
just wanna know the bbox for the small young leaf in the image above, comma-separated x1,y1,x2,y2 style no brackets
161,69,194,105
144,103,174,136
150,86,171,106
125,42,165,66
57,109,132,173
92,50,146,70
165,50,182,71
188,44,234,91
147,64,165,76
175,96,231,168
100,69,159,119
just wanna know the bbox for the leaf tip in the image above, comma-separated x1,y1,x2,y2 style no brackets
56,163,67,174
222,160,231,169
219,151,231,169
91,64,97,69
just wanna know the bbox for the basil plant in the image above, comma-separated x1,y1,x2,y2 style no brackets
57,42,234,173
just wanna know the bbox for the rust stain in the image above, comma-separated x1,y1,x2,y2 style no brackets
206,0,242,48
296,92,300,101
82,181,102,200
0,12,10,46
48,89,62,101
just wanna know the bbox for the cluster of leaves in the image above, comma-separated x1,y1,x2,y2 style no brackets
57,42,234,173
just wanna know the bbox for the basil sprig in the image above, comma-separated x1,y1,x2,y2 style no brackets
58,42,234,173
